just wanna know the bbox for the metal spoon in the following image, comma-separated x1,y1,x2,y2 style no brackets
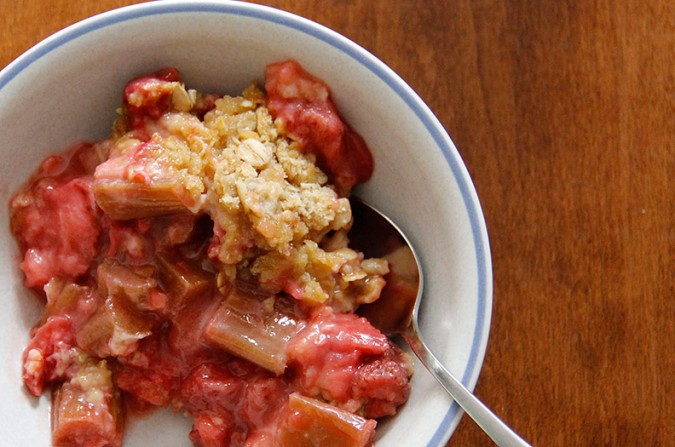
351,197,531,447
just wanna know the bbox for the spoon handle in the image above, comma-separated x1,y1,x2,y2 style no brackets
403,329,531,447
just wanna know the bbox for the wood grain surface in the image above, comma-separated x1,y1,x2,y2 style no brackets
1,1,672,446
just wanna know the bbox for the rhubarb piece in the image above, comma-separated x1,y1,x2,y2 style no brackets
97,259,166,313
75,295,153,358
204,289,303,374
52,361,123,447
277,393,376,447
42,279,96,325
93,179,194,220
76,260,164,358
93,135,205,220
155,251,212,313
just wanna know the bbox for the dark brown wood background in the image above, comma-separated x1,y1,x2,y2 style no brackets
1,1,672,446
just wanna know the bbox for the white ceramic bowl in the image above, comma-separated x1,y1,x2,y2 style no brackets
0,1,492,446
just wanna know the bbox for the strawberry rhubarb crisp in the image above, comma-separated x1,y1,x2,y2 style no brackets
9,60,412,447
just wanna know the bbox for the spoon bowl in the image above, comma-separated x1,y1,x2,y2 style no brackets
351,197,531,447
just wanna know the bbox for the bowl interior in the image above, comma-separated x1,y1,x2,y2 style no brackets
0,2,492,446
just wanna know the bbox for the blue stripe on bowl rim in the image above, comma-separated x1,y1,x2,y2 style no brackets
0,1,492,445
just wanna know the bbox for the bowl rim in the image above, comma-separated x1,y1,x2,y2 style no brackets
0,1,493,445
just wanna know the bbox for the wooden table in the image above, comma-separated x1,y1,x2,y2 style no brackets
2,1,672,445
